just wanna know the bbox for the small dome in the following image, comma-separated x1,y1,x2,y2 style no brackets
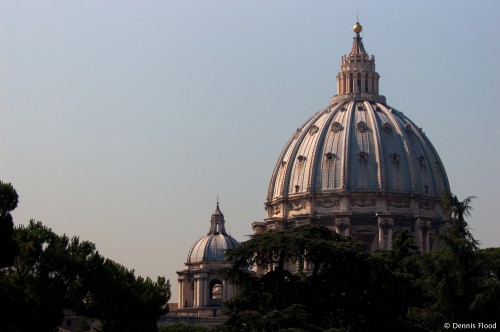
187,233,239,264
186,202,239,264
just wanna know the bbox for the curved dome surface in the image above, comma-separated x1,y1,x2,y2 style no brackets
187,202,239,264
260,22,450,252
267,100,449,200
188,233,239,264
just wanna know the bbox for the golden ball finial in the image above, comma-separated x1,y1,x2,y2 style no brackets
353,22,362,34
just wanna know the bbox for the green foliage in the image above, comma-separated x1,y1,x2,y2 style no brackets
408,193,500,331
0,181,18,215
0,181,19,268
222,194,500,332
222,225,416,331
79,258,171,332
0,220,171,332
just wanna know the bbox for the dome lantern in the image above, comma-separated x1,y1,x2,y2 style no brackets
334,21,384,103
208,201,226,235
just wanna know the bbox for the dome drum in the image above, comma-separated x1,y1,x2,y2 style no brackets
266,193,445,220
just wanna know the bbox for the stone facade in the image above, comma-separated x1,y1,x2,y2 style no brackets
176,203,238,318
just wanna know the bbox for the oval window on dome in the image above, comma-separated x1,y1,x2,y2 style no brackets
382,122,392,133
390,153,400,162
405,123,413,133
358,151,369,161
297,155,307,164
331,122,343,133
357,121,368,132
309,125,319,135
325,152,336,160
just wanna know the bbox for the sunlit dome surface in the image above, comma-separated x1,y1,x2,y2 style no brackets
267,100,449,199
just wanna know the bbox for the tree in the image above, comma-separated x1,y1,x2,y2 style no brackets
79,258,171,332
0,220,90,331
0,181,19,268
0,220,171,332
222,225,412,331
408,193,500,330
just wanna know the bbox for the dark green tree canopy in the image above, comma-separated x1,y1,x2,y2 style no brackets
222,225,419,331
0,181,18,216
0,181,19,268
0,220,171,332
222,194,500,332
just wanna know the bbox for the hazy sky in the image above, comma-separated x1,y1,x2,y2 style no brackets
1,0,499,302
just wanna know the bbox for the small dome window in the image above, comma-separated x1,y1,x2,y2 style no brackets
293,128,302,139
331,122,343,133
357,121,368,132
340,106,347,112
405,123,413,133
375,106,382,112
357,104,365,111
325,152,336,160
294,185,300,193
297,155,307,164
383,122,392,133
281,160,287,167
358,151,369,161
309,125,319,135
417,155,425,165
390,153,400,162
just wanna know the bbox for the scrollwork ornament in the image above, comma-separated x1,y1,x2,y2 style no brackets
352,199,375,207
315,199,339,208
419,200,435,210
289,201,305,211
388,200,410,208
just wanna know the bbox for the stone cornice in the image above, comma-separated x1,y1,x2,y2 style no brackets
330,93,386,104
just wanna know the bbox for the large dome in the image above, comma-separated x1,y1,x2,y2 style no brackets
187,203,239,264
258,22,450,252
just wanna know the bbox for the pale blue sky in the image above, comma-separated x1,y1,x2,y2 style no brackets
1,0,499,302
